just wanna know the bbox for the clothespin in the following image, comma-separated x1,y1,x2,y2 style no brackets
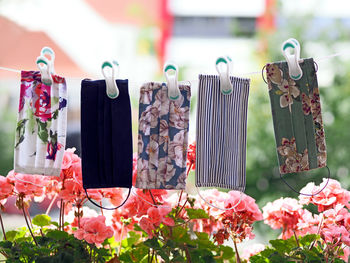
36,46,55,85
164,62,180,100
216,55,233,95
101,60,119,99
282,38,303,80
40,47,55,74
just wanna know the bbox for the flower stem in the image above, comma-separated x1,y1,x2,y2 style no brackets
22,204,38,246
77,205,81,229
59,199,63,230
100,201,104,216
0,212,6,240
118,223,124,256
61,201,65,231
233,240,241,263
293,230,300,247
184,245,192,263
149,190,157,207
45,193,58,215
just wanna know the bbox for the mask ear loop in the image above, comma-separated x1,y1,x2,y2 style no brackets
131,187,172,208
84,188,131,210
280,166,331,197
13,173,46,188
195,187,245,211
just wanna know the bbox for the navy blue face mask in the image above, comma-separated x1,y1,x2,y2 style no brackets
80,78,133,210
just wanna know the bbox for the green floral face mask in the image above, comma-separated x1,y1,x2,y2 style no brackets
266,58,327,176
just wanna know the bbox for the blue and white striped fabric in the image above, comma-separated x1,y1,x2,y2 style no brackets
195,74,250,191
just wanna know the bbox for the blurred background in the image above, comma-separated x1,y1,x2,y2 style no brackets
0,0,350,245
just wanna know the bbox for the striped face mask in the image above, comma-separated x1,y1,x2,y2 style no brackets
14,71,67,177
135,82,191,190
195,74,250,191
266,58,327,175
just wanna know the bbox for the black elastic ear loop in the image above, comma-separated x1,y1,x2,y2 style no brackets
280,165,331,196
262,64,268,84
84,188,131,210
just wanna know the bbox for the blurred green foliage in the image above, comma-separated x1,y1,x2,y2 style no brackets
245,13,350,207
0,93,15,176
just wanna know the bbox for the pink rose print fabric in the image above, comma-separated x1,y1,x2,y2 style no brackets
136,82,191,189
14,71,67,177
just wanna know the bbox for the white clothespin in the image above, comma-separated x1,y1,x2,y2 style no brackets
164,62,180,100
40,47,55,74
101,60,119,99
36,47,55,85
216,55,233,95
282,38,303,80
36,56,52,86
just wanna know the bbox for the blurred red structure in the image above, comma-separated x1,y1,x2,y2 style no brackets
0,16,84,78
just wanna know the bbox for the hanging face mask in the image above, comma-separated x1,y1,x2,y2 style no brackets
135,82,191,190
195,57,250,192
14,69,67,177
80,61,133,209
265,39,329,195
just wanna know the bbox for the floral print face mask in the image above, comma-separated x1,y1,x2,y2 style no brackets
14,71,68,177
266,58,327,176
136,82,191,190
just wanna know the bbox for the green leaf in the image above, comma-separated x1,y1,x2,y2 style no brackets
219,245,235,260
119,253,133,262
172,226,191,243
46,230,69,240
185,208,209,219
269,238,296,254
32,214,52,227
50,221,59,227
122,232,141,248
144,238,161,250
5,230,18,241
0,240,12,249
299,234,319,247
131,244,149,262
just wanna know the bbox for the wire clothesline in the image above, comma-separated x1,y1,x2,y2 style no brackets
0,52,345,84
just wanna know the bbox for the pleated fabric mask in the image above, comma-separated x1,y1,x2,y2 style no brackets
80,79,133,191
136,82,191,189
14,71,67,176
195,74,250,191
265,58,327,175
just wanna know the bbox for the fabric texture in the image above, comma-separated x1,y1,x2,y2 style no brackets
14,71,67,177
266,58,327,174
195,75,250,191
80,79,133,189
136,82,191,189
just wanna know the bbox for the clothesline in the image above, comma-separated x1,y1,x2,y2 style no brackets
0,52,345,85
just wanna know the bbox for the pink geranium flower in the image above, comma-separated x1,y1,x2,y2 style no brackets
321,224,350,246
263,197,302,239
12,172,48,198
299,178,350,212
139,217,155,238
0,175,14,205
74,215,113,246
147,206,174,226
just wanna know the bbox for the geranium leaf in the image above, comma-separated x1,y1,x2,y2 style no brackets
32,214,52,227
185,208,209,219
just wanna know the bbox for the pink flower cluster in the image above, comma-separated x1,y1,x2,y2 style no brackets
299,178,350,212
263,178,350,261
74,215,113,246
139,206,175,237
199,190,263,244
263,197,302,239
0,175,14,206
